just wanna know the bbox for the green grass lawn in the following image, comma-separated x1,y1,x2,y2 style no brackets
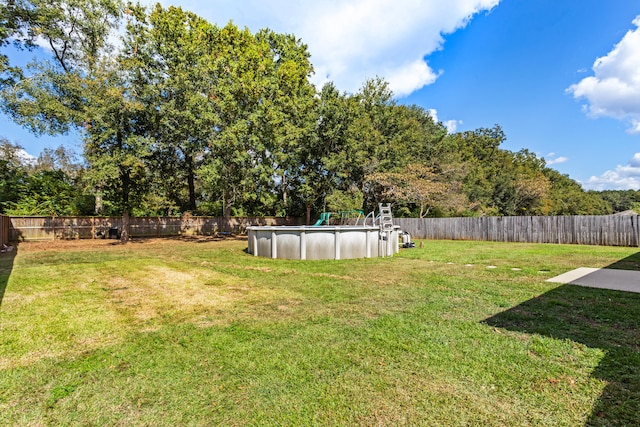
1,238,639,426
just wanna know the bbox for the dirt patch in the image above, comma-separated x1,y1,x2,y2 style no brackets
101,265,242,323
228,264,272,273
16,238,121,252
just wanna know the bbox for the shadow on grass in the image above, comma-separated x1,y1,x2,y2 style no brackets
604,251,640,271
0,243,18,308
484,284,640,426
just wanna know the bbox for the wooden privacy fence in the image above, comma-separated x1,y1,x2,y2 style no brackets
0,215,9,246
9,214,640,247
9,216,304,241
395,215,640,247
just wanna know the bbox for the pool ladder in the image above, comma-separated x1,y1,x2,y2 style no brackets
363,203,394,229
378,203,394,231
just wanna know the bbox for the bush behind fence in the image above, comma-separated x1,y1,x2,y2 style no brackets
395,215,640,247
9,216,304,241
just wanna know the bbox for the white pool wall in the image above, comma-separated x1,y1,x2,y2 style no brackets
246,225,400,260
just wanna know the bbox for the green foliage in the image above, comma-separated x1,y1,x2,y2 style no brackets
0,139,93,215
0,140,30,213
325,187,364,212
0,2,625,219
367,163,465,218
4,167,93,216
1,0,124,133
543,170,612,215
598,189,640,213
5,170,74,215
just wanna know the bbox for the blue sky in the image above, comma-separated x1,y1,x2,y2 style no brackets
2,0,640,190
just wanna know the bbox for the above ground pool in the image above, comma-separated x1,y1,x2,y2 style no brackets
246,225,400,260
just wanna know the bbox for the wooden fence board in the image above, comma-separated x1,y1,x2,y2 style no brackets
8,216,305,241
0,215,9,246
394,215,640,247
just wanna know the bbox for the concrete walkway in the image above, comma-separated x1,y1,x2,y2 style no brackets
547,267,640,294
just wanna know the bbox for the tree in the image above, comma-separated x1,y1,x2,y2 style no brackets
80,52,153,238
325,186,364,213
490,149,550,216
253,29,316,216
35,145,82,178
195,23,275,222
289,82,356,222
0,139,30,213
349,77,397,196
138,5,221,213
196,22,317,222
597,190,640,213
1,0,124,134
543,169,612,215
0,0,131,220
5,169,78,215
367,163,464,218
0,139,91,215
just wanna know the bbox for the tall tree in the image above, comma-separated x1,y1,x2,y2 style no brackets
0,139,30,213
253,29,316,216
140,5,220,212
367,163,465,218
80,56,151,228
1,0,123,133
196,22,316,221
196,23,272,222
0,0,125,194
349,78,396,195
290,82,357,222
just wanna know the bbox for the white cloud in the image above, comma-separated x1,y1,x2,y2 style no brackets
547,156,568,166
567,15,640,134
544,152,568,166
156,0,500,97
583,153,640,190
16,148,36,166
629,119,640,134
386,59,440,97
444,119,461,133
427,108,461,133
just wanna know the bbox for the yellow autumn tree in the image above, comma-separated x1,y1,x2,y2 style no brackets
367,163,466,217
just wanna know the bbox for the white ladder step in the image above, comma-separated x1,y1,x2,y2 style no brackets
379,203,394,230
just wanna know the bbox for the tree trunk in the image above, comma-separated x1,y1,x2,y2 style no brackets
120,210,130,243
94,188,103,215
224,190,232,232
186,155,196,212
282,174,288,210
120,167,130,243
117,124,130,243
